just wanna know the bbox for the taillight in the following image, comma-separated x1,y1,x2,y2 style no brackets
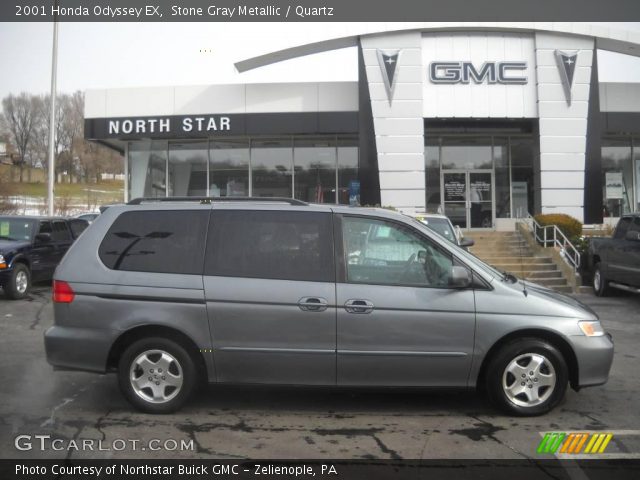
53,280,75,303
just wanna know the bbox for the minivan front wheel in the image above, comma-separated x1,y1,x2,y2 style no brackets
485,338,568,416
118,337,196,413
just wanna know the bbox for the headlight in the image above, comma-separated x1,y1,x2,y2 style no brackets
578,321,605,337
0,254,6,269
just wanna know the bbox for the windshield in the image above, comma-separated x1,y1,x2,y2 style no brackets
417,217,457,244
0,218,37,242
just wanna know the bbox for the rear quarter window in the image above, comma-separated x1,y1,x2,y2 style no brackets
98,210,209,274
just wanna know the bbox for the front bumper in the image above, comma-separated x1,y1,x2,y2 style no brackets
44,325,119,373
572,333,614,388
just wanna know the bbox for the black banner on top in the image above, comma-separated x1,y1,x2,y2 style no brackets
1,0,640,22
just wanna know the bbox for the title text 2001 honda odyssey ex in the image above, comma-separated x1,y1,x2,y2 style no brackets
45,198,613,416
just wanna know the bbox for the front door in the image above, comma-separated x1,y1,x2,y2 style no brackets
203,209,337,385
442,170,494,229
335,215,476,386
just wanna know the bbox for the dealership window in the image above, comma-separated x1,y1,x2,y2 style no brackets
337,137,359,205
128,140,167,199
509,138,534,218
127,136,358,203
441,137,493,170
602,139,635,217
168,141,208,196
294,137,337,203
210,139,249,197
425,140,440,213
251,138,293,198
493,137,511,219
424,134,534,220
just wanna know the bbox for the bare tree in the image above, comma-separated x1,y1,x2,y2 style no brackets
60,91,84,182
2,93,39,182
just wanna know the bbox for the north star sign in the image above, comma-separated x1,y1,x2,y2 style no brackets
429,61,528,84
107,116,231,135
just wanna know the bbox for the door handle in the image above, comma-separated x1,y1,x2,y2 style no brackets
298,297,328,312
344,299,374,314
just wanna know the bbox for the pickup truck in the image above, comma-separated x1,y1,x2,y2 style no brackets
0,216,88,299
587,213,640,296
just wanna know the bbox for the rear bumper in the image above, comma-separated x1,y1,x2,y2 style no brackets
44,325,118,373
572,333,614,388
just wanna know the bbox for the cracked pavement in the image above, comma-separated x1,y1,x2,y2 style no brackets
0,285,639,460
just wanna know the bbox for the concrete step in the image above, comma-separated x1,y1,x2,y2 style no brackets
549,285,573,294
472,249,535,257
476,256,553,264
525,277,568,287
526,270,563,279
485,262,558,271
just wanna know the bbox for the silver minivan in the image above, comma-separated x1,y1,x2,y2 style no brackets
45,198,613,416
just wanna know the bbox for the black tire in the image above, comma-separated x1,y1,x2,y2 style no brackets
485,338,568,416
593,264,609,297
118,337,197,414
4,263,31,300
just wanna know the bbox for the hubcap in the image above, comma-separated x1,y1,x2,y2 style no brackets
594,270,601,291
130,349,183,404
502,353,556,408
15,271,28,294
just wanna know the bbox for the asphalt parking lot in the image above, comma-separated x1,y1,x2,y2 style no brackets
0,285,639,460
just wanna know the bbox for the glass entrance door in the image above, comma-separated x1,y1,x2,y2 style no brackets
442,170,494,229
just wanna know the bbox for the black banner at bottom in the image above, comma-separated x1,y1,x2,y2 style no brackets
2,459,640,480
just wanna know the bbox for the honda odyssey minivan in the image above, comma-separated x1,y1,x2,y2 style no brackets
44,198,613,416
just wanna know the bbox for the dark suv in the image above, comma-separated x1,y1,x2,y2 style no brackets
0,216,88,299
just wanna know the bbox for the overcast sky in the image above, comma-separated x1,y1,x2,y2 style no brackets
1,22,640,99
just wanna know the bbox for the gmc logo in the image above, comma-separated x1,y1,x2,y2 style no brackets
429,61,528,84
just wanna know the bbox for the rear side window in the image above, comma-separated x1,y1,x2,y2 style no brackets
52,221,71,242
38,221,52,234
68,219,89,239
99,210,209,274
205,210,334,282
614,217,632,239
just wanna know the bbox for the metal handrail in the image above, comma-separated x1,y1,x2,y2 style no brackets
518,213,581,272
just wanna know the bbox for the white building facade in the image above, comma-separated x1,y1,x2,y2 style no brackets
85,24,640,229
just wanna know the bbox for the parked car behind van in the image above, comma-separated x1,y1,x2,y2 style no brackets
45,198,613,416
0,215,88,299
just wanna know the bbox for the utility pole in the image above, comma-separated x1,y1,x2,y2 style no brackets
47,3,58,216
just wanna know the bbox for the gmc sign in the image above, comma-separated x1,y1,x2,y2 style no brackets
429,61,528,84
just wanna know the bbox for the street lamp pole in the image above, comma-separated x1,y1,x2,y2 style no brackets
47,3,58,216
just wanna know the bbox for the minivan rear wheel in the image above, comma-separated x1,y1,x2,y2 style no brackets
118,337,196,413
485,338,568,416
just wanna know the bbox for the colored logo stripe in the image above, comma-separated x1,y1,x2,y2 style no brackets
584,433,613,454
538,432,613,454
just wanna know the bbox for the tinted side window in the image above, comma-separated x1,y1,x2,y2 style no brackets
38,221,52,234
630,217,640,232
205,210,334,282
99,210,208,274
68,219,89,239
614,217,632,239
52,221,71,242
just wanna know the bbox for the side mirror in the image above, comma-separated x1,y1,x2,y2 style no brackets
625,230,640,242
35,232,51,244
459,237,475,248
449,265,472,288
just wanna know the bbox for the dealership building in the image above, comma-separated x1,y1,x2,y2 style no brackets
84,23,640,229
